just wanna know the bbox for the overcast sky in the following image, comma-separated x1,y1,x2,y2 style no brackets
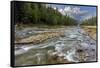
46,4,96,21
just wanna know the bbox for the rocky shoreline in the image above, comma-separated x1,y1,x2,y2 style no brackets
15,32,65,44
82,26,96,40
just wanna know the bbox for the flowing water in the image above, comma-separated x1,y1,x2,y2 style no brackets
15,26,96,66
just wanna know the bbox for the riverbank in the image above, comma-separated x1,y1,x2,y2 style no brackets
15,24,68,30
15,32,64,44
15,26,74,45
82,26,96,40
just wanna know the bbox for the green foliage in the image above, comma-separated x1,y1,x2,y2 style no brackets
81,16,97,26
14,2,77,26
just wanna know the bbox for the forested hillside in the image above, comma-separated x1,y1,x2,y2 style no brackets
14,2,77,26
81,16,97,26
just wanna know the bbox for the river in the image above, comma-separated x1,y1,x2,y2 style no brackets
15,26,97,66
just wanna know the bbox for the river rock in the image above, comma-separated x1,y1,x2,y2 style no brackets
15,32,64,44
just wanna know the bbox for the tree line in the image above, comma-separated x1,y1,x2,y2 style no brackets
81,16,97,26
14,2,77,26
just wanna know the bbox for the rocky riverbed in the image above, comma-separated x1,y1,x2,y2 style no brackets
82,26,96,40
15,32,64,44
15,26,97,66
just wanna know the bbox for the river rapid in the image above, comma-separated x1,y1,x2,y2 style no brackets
15,26,97,66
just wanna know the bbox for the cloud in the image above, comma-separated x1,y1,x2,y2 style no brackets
58,6,89,20
46,4,96,21
58,8,66,15
53,7,57,10
83,14,93,20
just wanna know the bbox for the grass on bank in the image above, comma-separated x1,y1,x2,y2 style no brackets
15,23,76,30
